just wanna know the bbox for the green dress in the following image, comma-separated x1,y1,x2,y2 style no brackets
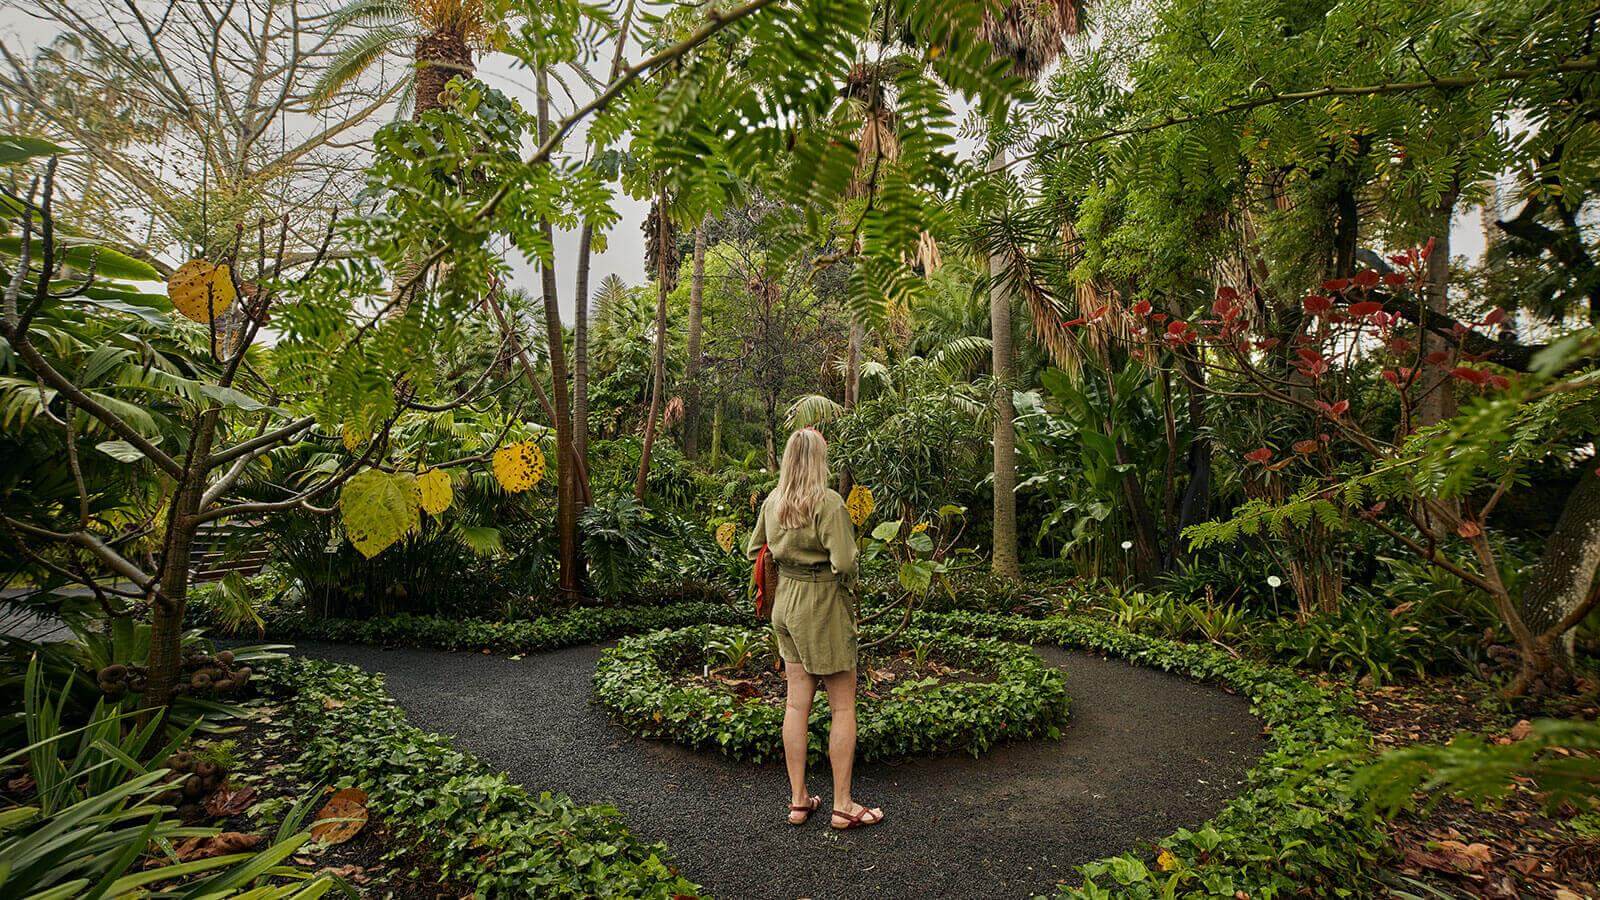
745,488,859,675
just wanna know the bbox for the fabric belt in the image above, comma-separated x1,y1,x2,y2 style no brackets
778,562,835,582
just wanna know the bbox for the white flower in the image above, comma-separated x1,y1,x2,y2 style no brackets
1120,540,1133,550
1266,575,1283,588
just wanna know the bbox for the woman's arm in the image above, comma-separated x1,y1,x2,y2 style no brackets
821,494,858,585
744,501,768,561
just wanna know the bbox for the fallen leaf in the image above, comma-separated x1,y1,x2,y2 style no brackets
1509,719,1533,741
322,698,345,710
203,783,257,817
311,787,369,845
172,832,263,861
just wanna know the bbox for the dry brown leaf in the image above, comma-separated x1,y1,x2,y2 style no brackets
172,832,262,862
203,783,257,817
311,788,369,845
1509,719,1534,741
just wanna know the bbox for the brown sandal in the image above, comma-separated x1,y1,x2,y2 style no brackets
830,805,884,830
787,795,821,825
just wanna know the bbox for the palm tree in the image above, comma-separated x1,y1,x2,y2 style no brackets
977,0,1083,581
312,0,494,119
682,221,708,458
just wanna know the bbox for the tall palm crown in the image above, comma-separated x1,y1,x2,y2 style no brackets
313,0,495,118
977,0,1084,79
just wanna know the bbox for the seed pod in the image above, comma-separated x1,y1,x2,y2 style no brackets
166,753,193,772
194,760,219,779
190,672,213,690
100,664,128,682
215,650,234,667
182,777,206,799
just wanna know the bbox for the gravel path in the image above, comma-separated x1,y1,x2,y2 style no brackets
295,640,1263,900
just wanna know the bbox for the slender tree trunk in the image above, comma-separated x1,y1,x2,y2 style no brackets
1520,468,1600,652
709,398,723,467
1415,193,1459,429
635,191,670,501
144,406,222,709
764,394,779,471
569,0,632,474
683,223,706,459
838,317,864,494
535,71,582,599
987,157,1021,580
573,223,592,471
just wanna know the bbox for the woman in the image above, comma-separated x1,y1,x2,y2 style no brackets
746,428,884,830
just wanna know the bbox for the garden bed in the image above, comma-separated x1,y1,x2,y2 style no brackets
593,624,1071,763
260,656,701,898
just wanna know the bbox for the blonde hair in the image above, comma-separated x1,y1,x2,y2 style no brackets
773,428,831,530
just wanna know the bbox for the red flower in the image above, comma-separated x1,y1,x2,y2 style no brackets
1244,447,1273,464
1131,299,1152,316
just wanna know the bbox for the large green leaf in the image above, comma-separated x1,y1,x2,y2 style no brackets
0,236,161,281
0,135,70,165
339,469,420,558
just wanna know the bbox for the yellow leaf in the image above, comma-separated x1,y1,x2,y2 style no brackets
1157,849,1178,872
491,441,546,493
416,468,453,516
845,484,875,526
341,427,367,453
714,521,737,553
167,259,237,323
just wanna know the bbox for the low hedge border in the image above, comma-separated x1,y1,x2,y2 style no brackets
263,656,701,898
592,624,1071,764
922,610,1382,899
235,600,749,654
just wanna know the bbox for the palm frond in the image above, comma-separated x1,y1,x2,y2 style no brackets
309,25,412,108
930,334,993,380
786,393,845,429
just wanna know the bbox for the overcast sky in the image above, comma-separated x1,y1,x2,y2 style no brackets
1,0,1490,326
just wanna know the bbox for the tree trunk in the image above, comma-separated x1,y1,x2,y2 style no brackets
764,394,779,471
144,406,222,709
413,27,474,120
1520,467,1600,648
573,223,592,472
683,223,706,459
838,317,864,494
1414,193,1460,540
535,71,582,600
709,398,723,467
987,156,1021,580
635,191,670,501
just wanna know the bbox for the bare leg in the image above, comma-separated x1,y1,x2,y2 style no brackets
821,669,881,824
783,661,817,822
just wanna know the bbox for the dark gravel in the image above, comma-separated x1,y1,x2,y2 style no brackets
294,640,1264,900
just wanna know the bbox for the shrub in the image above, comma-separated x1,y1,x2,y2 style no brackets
593,624,1071,763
